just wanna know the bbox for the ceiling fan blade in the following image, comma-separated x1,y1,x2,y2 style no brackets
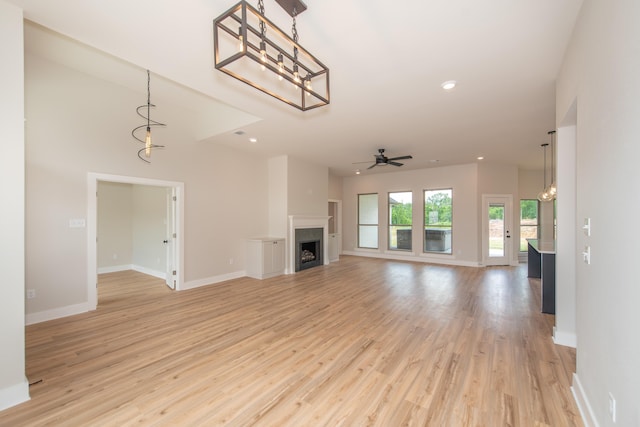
388,161,404,167
367,163,378,169
388,155,413,161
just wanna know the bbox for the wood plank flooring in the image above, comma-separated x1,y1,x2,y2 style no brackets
0,256,582,426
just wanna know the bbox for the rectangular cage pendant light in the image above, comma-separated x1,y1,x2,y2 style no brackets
213,0,330,111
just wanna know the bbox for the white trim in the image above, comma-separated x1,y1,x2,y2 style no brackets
328,199,343,256
88,172,185,310
131,265,165,280
0,378,30,411
287,215,330,274
553,326,577,348
26,302,91,325
572,373,599,427
97,265,165,279
343,250,481,267
481,194,514,266
97,264,132,274
182,271,246,290
384,250,416,256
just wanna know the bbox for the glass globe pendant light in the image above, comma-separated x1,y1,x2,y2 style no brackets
547,130,557,198
538,142,554,202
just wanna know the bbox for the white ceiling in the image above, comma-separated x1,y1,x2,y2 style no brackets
14,0,584,176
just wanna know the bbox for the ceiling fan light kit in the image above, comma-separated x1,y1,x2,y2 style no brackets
366,149,413,170
213,0,330,111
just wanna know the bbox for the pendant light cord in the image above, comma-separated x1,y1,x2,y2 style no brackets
132,69,166,163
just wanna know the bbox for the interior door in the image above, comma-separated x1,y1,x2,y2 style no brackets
482,195,513,266
165,187,176,289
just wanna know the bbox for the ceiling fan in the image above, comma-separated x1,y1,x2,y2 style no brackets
355,149,413,170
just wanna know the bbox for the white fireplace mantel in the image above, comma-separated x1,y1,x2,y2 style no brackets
287,215,330,274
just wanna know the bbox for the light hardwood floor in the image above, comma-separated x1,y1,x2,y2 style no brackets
1,256,582,426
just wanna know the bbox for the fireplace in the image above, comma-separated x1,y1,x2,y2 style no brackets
288,215,330,274
295,228,323,272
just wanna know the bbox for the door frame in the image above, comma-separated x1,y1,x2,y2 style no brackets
87,172,185,310
328,198,342,256
165,187,177,289
481,194,515,266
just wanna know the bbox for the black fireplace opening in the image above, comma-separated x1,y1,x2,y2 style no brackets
295,228,323,272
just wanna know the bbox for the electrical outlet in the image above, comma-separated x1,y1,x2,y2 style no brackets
582,246,591,264
229,258,234,265
26,289,36,299
609,392,616,423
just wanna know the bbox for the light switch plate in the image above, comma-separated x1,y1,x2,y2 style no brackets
583,246,591,264
583,218,591,236
69,218,86,228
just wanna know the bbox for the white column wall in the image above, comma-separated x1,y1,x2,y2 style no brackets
0,0,30,410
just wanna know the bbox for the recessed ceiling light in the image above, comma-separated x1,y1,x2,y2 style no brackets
233,130,246,135
429,159,440,163
355,169,361,175
249,138,258,143
477,156,484,160
441,80,457,90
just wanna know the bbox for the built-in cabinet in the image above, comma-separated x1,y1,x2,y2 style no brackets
246,237,285,279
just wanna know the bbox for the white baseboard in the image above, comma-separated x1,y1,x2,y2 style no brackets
0,378,30,411
97,264,132,274
342,250,481,268
572,373,599,427
25,270,245,323
553,326,577,348
26,302,91,325
131,265,165,280
98,265,165,279
182,270,246,290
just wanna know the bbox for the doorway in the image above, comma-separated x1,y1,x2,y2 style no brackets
482,194,513,266
87,173,184,311
328,199,342,261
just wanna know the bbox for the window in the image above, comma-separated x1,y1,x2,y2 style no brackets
520,199,539,251
358,193,378,248
424,189,452,254
388,191,412,251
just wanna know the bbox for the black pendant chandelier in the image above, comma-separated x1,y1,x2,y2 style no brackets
213,0,330,111
132,70,166,163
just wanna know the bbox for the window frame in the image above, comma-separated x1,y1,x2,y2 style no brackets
519,199,540,252
357,193,379,249
423,188,453,254
387,191,413,251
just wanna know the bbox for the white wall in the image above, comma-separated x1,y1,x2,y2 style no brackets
328,173,343,200
287,156,329,216
342,163,479,266
557,1,640,425
131,185,167,276
0,0,29,410
518,169,544,199
477,162,519,263
25,51,270,318
268,156,288,238
97,182,133,271
554,124,577,348
98,182,169,277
